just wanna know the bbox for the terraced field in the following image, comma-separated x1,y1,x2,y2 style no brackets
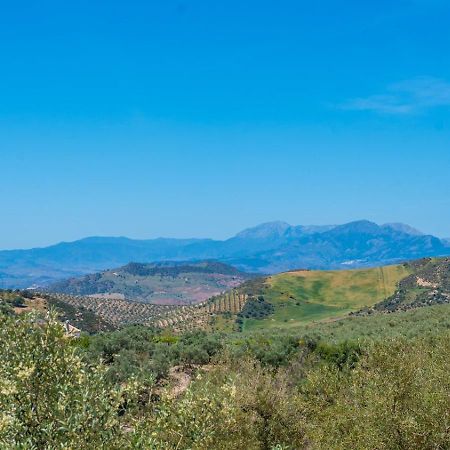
51,290,248,332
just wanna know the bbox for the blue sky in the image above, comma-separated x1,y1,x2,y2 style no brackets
1,0,450,249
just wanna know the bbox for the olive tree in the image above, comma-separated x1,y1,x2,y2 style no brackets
0,312,139,449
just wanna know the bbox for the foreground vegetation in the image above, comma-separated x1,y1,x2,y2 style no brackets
2,258,450,448
1,305,449,449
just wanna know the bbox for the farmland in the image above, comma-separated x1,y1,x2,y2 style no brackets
48,290,248,332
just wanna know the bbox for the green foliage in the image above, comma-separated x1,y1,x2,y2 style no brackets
301,333,450,449
85,325,170,383
135,333,450,449
238,296,274,320
84,326,223,383
135,358,307,450
0,290,27,316
228,334,302,367
2,299,449,448
0,312,139,449
313,341,364,370
174,330,224,365
11,296,25,307
290,302,450,343
0,301,14,316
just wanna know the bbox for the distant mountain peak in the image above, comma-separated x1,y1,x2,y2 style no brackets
382,223,424,236
234,221,291,239
330,220,381,234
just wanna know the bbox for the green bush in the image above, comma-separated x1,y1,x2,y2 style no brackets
0,312,139,449
301,333,450,449
135,358,307,450
145,333,450,449
11,296,25,308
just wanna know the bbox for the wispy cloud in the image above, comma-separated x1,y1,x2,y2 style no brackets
341,77,450,115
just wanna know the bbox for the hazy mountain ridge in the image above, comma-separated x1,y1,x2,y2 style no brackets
1,220,449,288
225,220,449,273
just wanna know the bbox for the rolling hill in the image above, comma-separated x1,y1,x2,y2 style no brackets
36,257,450,334
235,257,450,332
47,260,252,305
1,220,449,288
235,263,413,331
0,289,113,333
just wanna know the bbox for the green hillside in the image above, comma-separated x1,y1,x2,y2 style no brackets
240,264,412,331
242,302,450,344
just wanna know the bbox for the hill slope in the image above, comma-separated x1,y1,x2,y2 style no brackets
238,264,412,331
368,257,450,313
0,289,113,333
236,257,450,332
47,260,252,305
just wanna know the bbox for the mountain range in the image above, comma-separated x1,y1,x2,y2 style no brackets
0,220,449,288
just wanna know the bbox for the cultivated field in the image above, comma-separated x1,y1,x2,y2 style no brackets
51,290,248,332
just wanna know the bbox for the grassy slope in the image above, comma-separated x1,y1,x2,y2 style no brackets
242,264,412,332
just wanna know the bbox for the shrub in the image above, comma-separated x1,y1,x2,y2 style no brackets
301,333,450,449
135,358,307,449
0,312,139,449
11,296,25,308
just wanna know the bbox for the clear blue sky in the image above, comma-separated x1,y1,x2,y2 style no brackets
1,0,450,249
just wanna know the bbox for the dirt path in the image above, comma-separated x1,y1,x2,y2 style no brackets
166,365,213,399
167,366,193,399
14,297,48,315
